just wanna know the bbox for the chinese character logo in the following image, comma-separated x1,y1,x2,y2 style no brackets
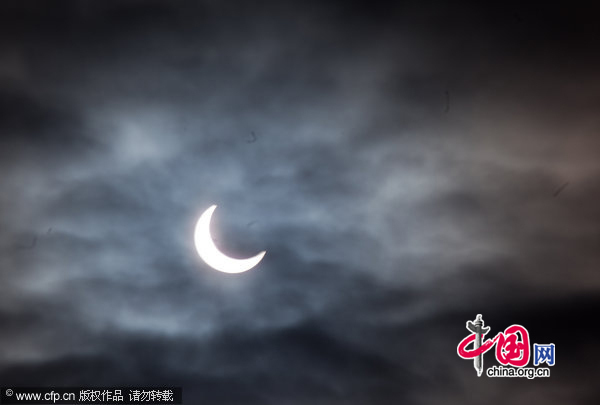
457,314,534,376
457,314,555,378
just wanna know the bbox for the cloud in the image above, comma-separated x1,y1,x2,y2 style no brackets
1,1,599,404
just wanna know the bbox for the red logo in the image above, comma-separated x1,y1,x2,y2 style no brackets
458,324,530,367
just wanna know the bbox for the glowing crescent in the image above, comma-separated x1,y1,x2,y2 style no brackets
194,205,266,273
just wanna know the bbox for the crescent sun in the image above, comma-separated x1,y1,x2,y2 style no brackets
194,205,266,273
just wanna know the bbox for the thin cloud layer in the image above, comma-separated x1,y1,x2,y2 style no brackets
1,1,599,404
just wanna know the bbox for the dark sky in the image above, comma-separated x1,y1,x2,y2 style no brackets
1,1,599,404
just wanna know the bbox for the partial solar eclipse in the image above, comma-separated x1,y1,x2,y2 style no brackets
194,205,266,273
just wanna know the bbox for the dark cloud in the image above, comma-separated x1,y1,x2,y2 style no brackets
1,1,599,404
